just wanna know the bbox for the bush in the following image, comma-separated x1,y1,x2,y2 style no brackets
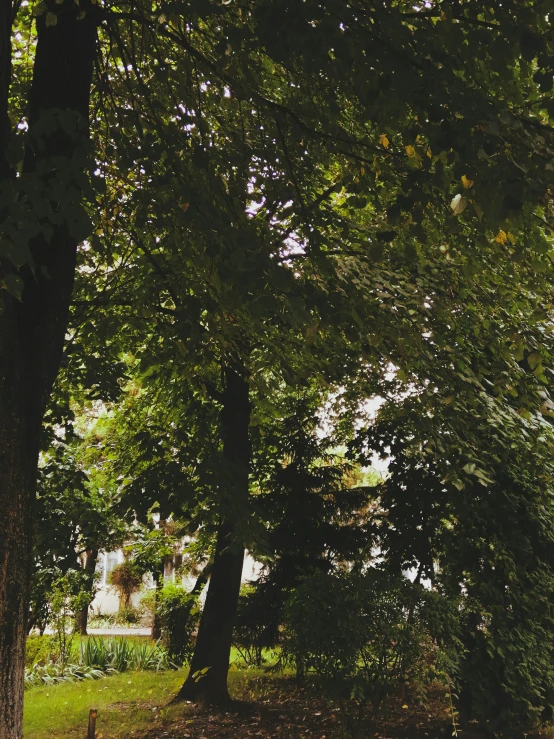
233,584,282,667
118,605,140,624
26,636,57,668
284,569,460,728
456,588,554,734
154,585,198,666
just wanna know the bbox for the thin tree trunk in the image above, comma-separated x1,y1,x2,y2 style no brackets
151,567,163,641
175,364,250,705
0,4,96,737
76,549,99,636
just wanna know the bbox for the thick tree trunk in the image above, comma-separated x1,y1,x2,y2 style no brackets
76,549,99,636
189,560,212,597
0,0,12,181
0,4,96,738
175,364,250,705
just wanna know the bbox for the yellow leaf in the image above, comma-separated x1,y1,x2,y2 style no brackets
495,230,507,244
450,194,467,215
372,156,381,178
461,174,473,189
378,133,389,149
426,147,432,158
402,703,409,709
405,145,416,157
45,11,57,25
507,232,516,245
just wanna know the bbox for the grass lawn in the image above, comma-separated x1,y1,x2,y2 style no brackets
22,666,457,739
23,665,270,739
23,669,188,738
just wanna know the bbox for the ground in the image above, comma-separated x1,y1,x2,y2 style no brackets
23,666,554,739
136,678,454,739
22,666,466,739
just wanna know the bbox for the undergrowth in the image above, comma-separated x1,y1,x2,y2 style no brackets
25,636,171,689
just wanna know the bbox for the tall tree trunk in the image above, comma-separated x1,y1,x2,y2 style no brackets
76,549,99,636
0,4,96,738
0,0,12,182
175,364,250,705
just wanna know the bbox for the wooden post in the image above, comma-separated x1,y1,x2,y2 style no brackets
87,708,97,738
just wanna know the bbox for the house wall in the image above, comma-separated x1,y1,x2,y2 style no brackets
90,549,262,616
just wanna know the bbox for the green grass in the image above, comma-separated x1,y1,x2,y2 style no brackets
23,665,270,739
23,669,187,738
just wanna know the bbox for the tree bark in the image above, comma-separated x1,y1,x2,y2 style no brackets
175,364,250,705
76,548,99,636
151,567,163,641
0,0,12,181
0,4,96,737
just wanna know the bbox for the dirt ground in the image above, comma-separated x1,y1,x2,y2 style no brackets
134,676,461,739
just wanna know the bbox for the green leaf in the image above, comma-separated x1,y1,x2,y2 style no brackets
3,273,24,299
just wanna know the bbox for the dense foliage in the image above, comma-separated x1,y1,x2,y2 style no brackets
5,2,554,737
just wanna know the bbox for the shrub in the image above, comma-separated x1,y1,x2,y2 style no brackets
118,605,140,624
26,636,57,668
233,584,281,667
284,569,460,729
155,585,198,666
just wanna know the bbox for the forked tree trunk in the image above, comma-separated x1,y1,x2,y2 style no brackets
76,549,99,636
175,364,250,705
0,4,96,737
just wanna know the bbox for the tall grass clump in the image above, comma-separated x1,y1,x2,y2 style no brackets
25,663,112,689
80,637,171,672
25,636,172,689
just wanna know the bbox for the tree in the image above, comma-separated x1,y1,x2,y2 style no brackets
128,523,182,639
237,393,376,669
351,396,554,732
31,397,126,636
0,3,96,735
68,0,554,698
9,0,554,721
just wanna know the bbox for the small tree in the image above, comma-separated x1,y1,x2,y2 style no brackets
48,571,93,668
127,525,179,638
108,561,143,615
246,395,376,666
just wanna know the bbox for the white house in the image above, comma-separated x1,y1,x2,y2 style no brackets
90,549,262,616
